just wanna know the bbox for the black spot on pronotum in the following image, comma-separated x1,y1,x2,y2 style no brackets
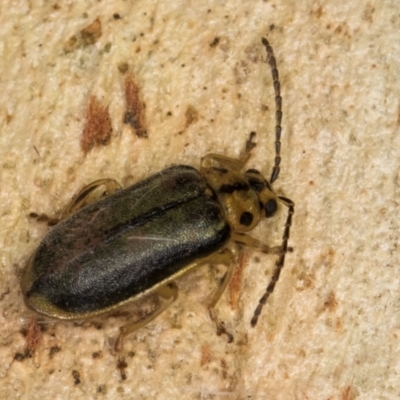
265,199,278,218
239,211,253,227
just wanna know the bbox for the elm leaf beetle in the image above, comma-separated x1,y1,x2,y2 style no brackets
20,37,294,380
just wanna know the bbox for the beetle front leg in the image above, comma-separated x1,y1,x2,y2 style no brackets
201,132,257,172
115,282,178,380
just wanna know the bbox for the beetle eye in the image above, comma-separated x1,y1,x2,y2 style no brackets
265,199,278,218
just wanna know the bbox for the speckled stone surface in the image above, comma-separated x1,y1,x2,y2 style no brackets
1,1,399,399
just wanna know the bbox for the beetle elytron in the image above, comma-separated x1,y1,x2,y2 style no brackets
21,37,294,379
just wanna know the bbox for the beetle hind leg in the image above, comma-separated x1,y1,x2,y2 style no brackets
30,179,122,226
115,282,178,380
59,178,122,220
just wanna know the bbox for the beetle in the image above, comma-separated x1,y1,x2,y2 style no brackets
20,37,294,379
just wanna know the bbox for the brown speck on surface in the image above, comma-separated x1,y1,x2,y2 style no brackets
49,345,61,358
92,350,103,359
229,252,248,310
97,384,107,394
72,370,81,385
296,271,314,291
324,291,338,312
319,247,336,269
26,318,42,357
123,73,148,138
200,344,211,366
210,36,220,48
340,385,357,400
118,62,129,74
184,105,199,128
33,145,41,158
81,18,102,45
335,317,343,334
14,350,31,361
314,6,324,18
220,359,228,380
81,96,113,154
64,18,102,52
362,4,375,23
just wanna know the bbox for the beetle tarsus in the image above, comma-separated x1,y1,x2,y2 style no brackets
209,308,234,343
216,321,234,343
117,357,128,380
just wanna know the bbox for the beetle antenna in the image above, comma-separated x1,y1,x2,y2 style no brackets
251,196,294,327
261,37,282,184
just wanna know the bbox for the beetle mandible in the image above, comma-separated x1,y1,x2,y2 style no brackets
20,37,294,379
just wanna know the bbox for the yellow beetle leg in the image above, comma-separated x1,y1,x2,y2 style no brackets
231,232,285,254
201,153,245,171
201,131,257,171
115,282,178,380
59,178,122,220
207,248,237,343
29,178,122,226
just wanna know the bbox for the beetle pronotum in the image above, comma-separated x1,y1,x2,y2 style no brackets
21,37,294,379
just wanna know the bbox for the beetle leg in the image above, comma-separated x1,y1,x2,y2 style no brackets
115,282,178,380
240,130,257,164
207,248,236,343
201,132,257,171
59,178,122,220
201,153,245,171
231,232,287,254
29,178,122,226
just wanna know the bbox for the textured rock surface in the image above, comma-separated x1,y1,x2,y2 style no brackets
1,1,399,399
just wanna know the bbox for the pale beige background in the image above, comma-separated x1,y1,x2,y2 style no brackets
1,1,399,399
